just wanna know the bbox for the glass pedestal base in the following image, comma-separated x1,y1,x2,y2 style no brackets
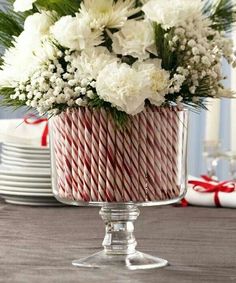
72,250,168,270
72,204,168,270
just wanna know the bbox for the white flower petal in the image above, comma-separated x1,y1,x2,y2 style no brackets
112,19,155,60
51,15,103,51
142,0,203,29
13,0,37,12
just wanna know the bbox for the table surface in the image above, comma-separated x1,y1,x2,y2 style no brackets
0,199,236,283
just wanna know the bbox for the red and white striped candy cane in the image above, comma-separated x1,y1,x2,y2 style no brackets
98,109,107,202
63,111,74,200
130,115,145,201
91,109,100,201
83,108,93,201
138,110,150,201
71,110,84,201
169,108,181,198
146,107,163,200
162,108,176,199
52,117,66,199
114,124,125,201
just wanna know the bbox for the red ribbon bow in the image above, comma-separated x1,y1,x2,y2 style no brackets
24,114,49,147
188,175,236,207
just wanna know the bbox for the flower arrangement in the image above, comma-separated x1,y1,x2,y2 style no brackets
0,0,236,125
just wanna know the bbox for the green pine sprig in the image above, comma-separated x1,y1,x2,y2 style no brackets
203,0,236,32
0,87,25,108
0,1,32,56
88,94,129,128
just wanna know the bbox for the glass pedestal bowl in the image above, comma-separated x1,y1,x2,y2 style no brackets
50,106,188,270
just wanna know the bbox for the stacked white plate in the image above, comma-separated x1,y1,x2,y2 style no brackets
0,142,60,206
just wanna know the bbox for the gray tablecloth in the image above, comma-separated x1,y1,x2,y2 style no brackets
0,199,236,283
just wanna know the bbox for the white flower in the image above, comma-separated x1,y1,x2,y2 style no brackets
142,0,203,29
96,62,150,115
51,15,103,51
0,13,56,87
112,20,155,60
79,0,139,29
134,59,169,105
24,12,56,36
71,47,118,80
13,0,36,12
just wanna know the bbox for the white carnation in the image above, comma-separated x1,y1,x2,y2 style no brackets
79,0,139,29
142,0,203,29
72,47,118,80
112,19,155,60
134,59,170,106
24,12,55,36
96,62,150,115
13,0,36,12
51,15,103,51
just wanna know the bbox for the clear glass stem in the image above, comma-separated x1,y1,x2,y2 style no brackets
100,204,139,255
230,159,236,180
72,204,168,270
206,157,219,180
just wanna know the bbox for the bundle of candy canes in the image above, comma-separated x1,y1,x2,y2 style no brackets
52,107,187,203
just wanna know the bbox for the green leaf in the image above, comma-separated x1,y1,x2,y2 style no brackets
154,23,177,71
36,0,82,15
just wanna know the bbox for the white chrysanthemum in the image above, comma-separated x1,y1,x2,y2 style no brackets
96,62,151,115
134,59,170,106
72,47,118,80
0,39,57,87
13,0,36,12
0,12,56,87
79,0,139,29
51,15,103,51
142,0,203,29
112,19,155,60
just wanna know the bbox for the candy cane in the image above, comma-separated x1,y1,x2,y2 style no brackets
114,125,125,202
63,111,74,200
130,115,145,201
52,117,66,199
138,110,150,201
162,107,177,199
83,108,93,201
146,107,162,200
105,117,118,202
171,108,185,198
90,109,100,201
71,110,84,201
98,109,107,202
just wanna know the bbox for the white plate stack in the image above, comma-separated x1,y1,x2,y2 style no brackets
0,142,60,206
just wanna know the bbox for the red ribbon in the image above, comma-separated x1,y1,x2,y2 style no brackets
24,114,49,147
188,175,236,207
